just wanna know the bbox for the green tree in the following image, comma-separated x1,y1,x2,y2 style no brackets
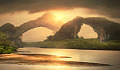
0,32,16,54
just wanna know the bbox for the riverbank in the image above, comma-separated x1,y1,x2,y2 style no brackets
22,38,120,51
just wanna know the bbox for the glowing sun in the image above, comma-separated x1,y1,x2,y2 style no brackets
56,17,62,20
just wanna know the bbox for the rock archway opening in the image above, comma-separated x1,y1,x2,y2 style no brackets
22,27,53,42
78,24,98,39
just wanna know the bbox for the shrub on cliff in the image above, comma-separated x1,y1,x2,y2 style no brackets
0,32,17,54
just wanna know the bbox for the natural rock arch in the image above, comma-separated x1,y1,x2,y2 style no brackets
0,13,60,46
0,14,120,47
17,12,60,37
46,17,120,41
17,17,59,37
77,24,98,39
22,27,53,42
0,21,59,47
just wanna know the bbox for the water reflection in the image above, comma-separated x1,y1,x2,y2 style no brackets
1,47,119,70
17,47,120,64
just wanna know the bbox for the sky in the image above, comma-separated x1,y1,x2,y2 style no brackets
0,0,120,42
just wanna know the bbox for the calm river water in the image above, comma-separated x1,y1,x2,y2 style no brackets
0,47,120,70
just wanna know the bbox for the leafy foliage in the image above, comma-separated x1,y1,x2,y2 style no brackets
0,32,17,54
22,38,120,50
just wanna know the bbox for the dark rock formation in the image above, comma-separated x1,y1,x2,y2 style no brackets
0,23,17,37
46,17,120,41
0,13,62,47
0,23,22,46
46,17,84,41
1,13,120,47
17,12,62,36
84,17,120,41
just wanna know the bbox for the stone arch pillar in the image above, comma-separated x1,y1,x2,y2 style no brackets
46,17,120,41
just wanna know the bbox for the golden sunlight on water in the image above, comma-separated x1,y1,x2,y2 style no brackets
0,47,120,70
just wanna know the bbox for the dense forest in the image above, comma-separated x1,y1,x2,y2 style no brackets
23,37,120,50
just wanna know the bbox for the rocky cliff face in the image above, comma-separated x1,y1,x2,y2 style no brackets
84,17,120,41
0,23,22,46
1,14,120,47
46,17,120,41
0,13,62,47
17,12,62,36
46,17,84,41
